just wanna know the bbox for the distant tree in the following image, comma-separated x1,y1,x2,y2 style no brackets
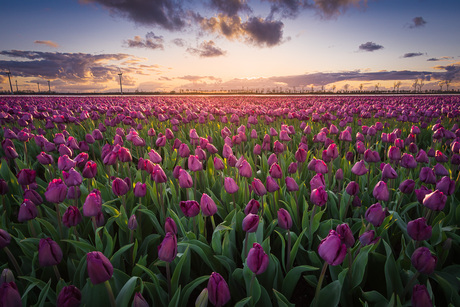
393,81,402,92
412,79,419,92
418,79,424,92
445,79,451,91
438,81,444,91
331,85,336,92
343,84,350,92
359,84,364,92
311,85,314,92
375,83,380,92
321,85,325,92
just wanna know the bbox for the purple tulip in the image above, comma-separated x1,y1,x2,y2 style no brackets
242,213,259,233
423,190,447,211
165,217,177,234
178,169,193,188
180,200,200,217
132,292,149,307
62,206,82,228
188,155,203,172
251,178,267,196
83,189,102,217
224,177,239,194
335,168,344,181
277,208,292,230
128,215,138,230
16,169,36,186
58,155,76,171
399,179,415,194
244,199,260,215
381,164,398,181
420,167,436,185
310,173,325,191
345,181,359,196
37,152,54,165
247,243,269,274
436,176,455,196
82,161,97,179
133,182,147,198
201,193,217,217
318,230,347,266
0,179,8,196
359,230,380,246
373,181,389,202
56,285,82,307
285,176,299,192
112,177,130,196
18,199,38,222
23,189,43,206
365,203,386,227
157,232,177,263
38,238,63,267
62,168,82,187
351,160,368,176
407,218,432,241
44,179,67,204
269,163,283,179
411,247,437,275
310,186,328,206
336,224,355,248
0,282,22,307
207,272,231,307
0,229,11,249
266,176,280,193
415,186,432,204
411,285,432,307
86,251,113,284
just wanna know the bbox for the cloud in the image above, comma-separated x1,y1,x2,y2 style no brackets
427,56,453,62
409,16,427,28
358,41,383,52
82,0,186,30
196,14,285,47
209,0,251,16
124,32,164,50
311,0,367,18
266,0,305,18
186,40,226,57
0,49,159,91
402,52,424,58
171,38,187,47
178,75,222,82
34,40,59,48
432,62,460,81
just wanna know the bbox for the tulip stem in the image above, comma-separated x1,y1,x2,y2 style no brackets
403,272,420,298
53,265,61,281
244,232,249,260
4,246,23,276
28,220,37,238
309,205,317,249
210,215,216,231
55,203,63,238
73,226,80,241
74,186,78,207
248,273,256,301
104,280,116,307
286,230,291,272
232,193,236,210
314,262,329,306
166,262,172,299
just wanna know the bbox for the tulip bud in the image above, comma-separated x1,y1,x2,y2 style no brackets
165,217,177,234
399,179,415,194
336,224,355,248
224,177,239,194
411,284,432,307
0,282,22,307
82,161,97,179
267,153,278,167
310,173,325,191
277,208,292,230
180,200,200,217
0,269,14,284
45,179,67,204
0,229,11,249
244,199,260,215
38,238,63,267
134,182,147,198
207,272,230,307
62,206,82,228
57,285,82,307
16,169,36,186
158,232,177,262
242,214,259,233
285,177,299,192
18,199,38,222
407,218,432,241
201,193,217,217
37,152,54,165
359,230,380,246
86,251,113,284
351,160,368,176
188,155,203,172
238,160,252,178
310,186,328,206
247,243,269,274
178,169,193,188
365,203,386,227
423,190,447,211
420,167,436,185
287,162,298,174
345,181,359,196
195,288,208,307
251,178,266,196
213,157,225,171
128,215,138,230
373,181,389,202
269,163,282,179
436,176,455,196
335,168,344,181
62,168,82,187
83,189,102,217
411,247,437,275
23,189,43,206
132,292,149,307
318,230,347,266
0,179,8,196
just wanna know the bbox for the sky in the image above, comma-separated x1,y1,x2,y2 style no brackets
0,0,459,93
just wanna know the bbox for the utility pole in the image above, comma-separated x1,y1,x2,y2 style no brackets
48,80,51,93
37,82,40,93
118,71,123,95
6,69,14,94
15,80,18,93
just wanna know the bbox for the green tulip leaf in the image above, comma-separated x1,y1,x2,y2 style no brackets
273,289,296,307
281,265,318,299
115,276,139,307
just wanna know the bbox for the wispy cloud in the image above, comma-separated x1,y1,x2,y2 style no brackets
123,32,164,50
427,56,453,62
402,52,424,58
186,41,226,57
358,41,383,52
34,40,59,48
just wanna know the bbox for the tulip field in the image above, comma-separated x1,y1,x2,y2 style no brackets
1,94,460,307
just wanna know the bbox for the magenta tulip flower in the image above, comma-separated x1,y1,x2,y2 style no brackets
86,251,113,284
247,243,269,274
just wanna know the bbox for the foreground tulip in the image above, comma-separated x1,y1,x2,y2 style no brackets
83,189,102,217
62,206,82,228
82,161,97,179
223,177,239,194
407,218,432,241
411,247,437,275
164,217,177,234
0,229,11,249
399,179,415,194
0,281,22,307
18,199,38,222
277,208,292,230
56,285,81,307
63,168,82,187
436,176,455,196
244,199,260,215
310,186,328,206
112,177,130,196
247,243,269,274
359,230,380,246
86,251,113,284
412,284,432,307
178,169,193,188
372,181,389,202
207,272,231,307
345,181,359,196
351,160,368,176
251,178,266,196
132,292,149,307
16,169,36,186
158,232,177,262
336,223,355,248
242,213,259,233
318,230,347,266
38,238,62,267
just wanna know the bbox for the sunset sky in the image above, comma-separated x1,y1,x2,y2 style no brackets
1,0,459,93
